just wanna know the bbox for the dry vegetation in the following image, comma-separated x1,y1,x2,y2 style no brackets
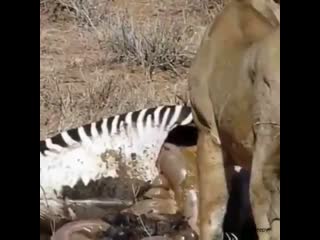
40,0,225,139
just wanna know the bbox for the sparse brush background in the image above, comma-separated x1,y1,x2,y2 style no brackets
40,0,225,139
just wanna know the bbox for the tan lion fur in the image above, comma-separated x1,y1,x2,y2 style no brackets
188,0,280,239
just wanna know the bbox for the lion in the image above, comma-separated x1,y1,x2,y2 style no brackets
187,0,280,239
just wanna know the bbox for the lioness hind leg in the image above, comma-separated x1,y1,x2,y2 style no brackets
189,71,228,240
265,161,280,240
197,130,228,240
269,188,280,240
250,137,274,240
250,175,271,240
258,153,280,240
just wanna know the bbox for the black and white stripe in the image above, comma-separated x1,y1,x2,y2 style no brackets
40,104,195,223
224,233,239,240
40,105,193,156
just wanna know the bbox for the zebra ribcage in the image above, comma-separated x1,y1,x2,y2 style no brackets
40,105,193,199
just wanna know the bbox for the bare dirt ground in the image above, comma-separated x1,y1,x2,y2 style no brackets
40,0,225,239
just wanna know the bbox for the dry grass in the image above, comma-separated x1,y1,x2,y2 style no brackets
40,0,225,139
105,12,190,75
